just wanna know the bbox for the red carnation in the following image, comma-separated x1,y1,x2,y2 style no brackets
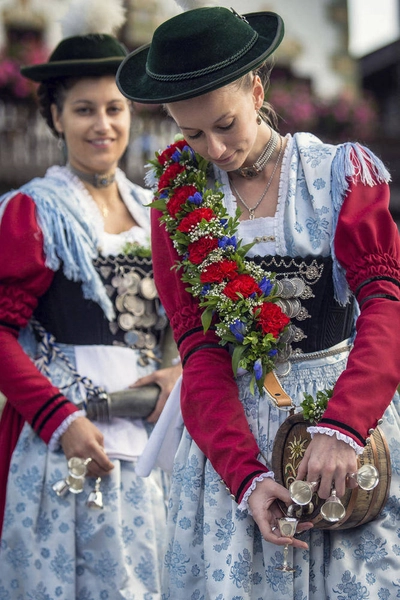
166,185,198,218
253,302,290,338
200,260,238,283
157,139,188,165
188,237,219,265
223,274,262,301
158,163,185,192
178,208,215,232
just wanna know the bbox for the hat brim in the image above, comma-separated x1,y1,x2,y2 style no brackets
21,57,125,83
116,12,284,104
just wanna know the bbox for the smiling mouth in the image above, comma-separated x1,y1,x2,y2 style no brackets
90,139,113,147
215,153,235,165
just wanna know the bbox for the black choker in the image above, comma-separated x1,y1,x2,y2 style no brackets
67,164,116,188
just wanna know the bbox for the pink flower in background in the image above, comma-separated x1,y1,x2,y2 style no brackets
267,79,377,141
0,36,48,99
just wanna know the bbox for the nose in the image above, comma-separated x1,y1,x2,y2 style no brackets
94,109,111,132
206,134,226,160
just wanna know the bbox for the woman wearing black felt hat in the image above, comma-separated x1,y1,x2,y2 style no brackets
0,0,182,596
117,4,400,599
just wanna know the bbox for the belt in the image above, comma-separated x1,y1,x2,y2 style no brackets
264,340,352,409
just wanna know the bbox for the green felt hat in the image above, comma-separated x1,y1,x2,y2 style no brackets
116,7,284,104
21,34,127,82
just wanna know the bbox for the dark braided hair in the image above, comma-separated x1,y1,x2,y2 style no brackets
36,78,78,137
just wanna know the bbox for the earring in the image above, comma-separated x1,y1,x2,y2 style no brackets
256,112,262,125
57,133,68,164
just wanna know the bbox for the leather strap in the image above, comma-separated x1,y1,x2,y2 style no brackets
263,371,293,408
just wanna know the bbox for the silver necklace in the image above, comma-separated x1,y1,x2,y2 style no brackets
67,164,116,189
230,135,283,220
235,128,278,179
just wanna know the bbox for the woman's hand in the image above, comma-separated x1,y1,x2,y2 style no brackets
60,416,114,478
247,477,312,548
130,362,182,423
296,433,358,499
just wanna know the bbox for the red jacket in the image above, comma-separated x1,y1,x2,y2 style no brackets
150,178,400,503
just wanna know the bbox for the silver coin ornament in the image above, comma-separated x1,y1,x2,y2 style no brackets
94,254,167,353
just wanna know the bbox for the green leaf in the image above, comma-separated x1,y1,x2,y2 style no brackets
238,241,256,256
201,307,214,332
232,344,246,375
149,199,167,211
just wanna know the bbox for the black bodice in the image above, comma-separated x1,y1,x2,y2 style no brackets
34,254,167,350
248,255,355,354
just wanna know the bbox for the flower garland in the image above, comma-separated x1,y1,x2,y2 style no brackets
149,137,290,393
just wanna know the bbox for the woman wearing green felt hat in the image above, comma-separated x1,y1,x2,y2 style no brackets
117,3,400,599
0,0,182,596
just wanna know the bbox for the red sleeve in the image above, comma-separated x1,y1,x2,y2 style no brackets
320,180,400,445
0,193,80,445
151,208,268,502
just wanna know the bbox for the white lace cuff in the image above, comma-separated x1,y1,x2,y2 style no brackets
237,471,275,514
307,425,364,455
48,410,86,452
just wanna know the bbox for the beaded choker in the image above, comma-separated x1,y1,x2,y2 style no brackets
67,164,116,188
235,128,278,179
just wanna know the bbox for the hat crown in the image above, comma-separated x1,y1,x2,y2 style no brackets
147,7,257,80
50,34,127,63
116,8,284,104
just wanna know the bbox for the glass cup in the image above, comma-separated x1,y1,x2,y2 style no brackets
52,478,70,497
347,464,379,491
275,517,298,572
289,480,319,506
320,489,346,522
66,457,90,494
86,477,103,509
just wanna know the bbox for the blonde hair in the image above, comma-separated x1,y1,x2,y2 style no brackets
232,61,278,129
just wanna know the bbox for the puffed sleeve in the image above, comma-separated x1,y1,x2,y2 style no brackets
151,208,269,502
0,193,81,444
319,178,400,445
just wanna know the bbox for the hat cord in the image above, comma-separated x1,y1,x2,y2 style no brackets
146,32,258,82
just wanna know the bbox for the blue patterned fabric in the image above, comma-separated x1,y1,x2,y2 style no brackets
162,352,400,599
0,343,167,599
161,134,398,599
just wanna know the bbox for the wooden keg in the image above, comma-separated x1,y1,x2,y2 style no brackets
271,412,391,530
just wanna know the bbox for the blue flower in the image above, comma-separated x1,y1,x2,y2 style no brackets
201,284,211,296
159,190,169,199
220,218,228,227
184,145,196,161
254,359,263,380
188,191,203,205
172,150,182,162
259,277,273,296
229,320,246,342
268,349,278,357
218,236,237,249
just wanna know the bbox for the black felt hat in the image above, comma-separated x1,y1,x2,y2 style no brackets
21,34,127,82
116,7,284,104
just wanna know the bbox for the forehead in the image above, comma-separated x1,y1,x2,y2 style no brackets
167,83,249,127
65,75,124,100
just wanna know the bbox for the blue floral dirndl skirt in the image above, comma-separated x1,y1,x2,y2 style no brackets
0,342,168,600
162,345,400,600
